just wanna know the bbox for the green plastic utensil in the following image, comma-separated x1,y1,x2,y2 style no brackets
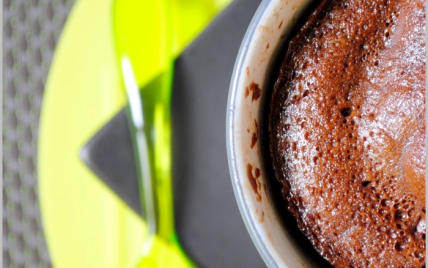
38,0,231,266
113,0,194,267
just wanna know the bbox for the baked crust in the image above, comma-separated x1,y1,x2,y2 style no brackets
269,0,426,267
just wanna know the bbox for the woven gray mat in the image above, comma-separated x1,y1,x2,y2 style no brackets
3,0,75,267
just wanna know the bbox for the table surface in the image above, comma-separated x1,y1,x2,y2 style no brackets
4,0,76,267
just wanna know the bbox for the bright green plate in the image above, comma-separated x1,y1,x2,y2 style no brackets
38,0,231,267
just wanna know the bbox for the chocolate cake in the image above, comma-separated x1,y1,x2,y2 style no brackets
269,0,426,267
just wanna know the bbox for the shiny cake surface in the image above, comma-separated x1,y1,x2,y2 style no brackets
269,0,426,267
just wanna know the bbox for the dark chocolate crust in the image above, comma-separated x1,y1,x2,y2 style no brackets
269,0,426,267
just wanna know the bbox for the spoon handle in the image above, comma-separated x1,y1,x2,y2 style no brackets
113,0,175,242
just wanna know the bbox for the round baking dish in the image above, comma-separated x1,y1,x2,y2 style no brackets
226,0,317,267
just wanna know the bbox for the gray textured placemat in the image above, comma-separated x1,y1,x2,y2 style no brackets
3,0,75,267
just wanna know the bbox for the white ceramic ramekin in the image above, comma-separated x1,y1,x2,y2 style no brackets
226,0,317,267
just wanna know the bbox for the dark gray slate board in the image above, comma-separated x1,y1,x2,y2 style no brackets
80,0,267,267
